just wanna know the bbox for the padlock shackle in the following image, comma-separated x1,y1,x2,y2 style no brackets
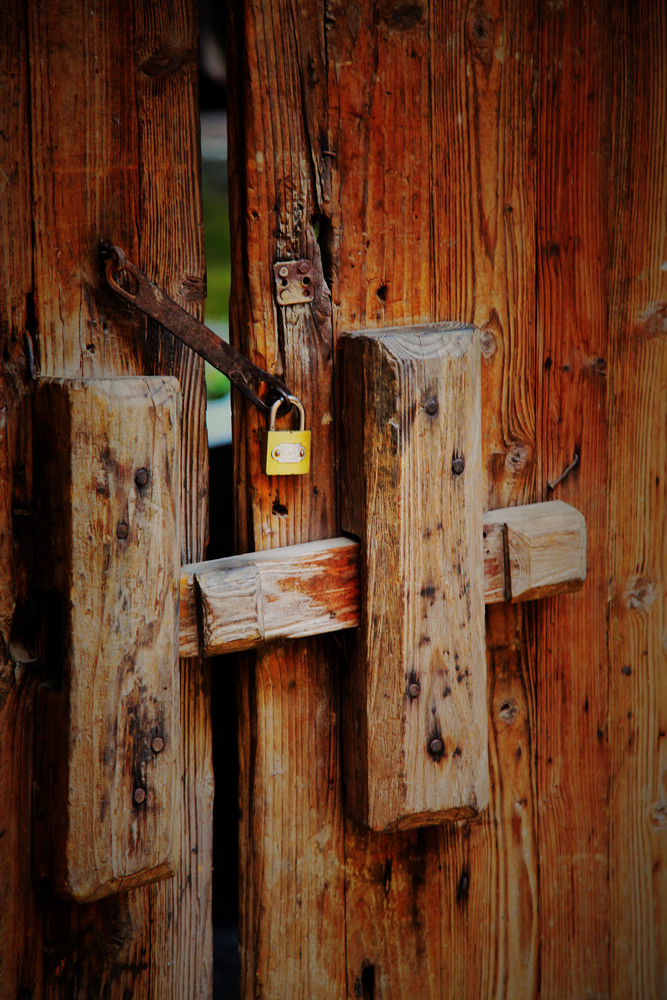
268,394,306,432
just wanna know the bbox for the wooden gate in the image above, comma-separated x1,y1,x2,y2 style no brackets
1,1,665,998
227,1,666,997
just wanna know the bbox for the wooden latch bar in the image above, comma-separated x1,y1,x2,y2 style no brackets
178,500,586,659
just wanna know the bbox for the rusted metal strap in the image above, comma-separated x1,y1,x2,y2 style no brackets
101,244,291,415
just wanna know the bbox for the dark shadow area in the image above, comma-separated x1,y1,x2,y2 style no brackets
209,443,240,1000
199,2,240,995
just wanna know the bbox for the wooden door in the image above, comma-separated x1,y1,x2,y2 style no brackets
228,1,666,998
1,2,665,999
1,2,213,996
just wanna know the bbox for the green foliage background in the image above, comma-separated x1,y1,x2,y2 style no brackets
202,159,231,400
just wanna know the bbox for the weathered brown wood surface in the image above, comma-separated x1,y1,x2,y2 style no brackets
178,501,586,658
606,4,667,996
0,0,211,995
229,1,665,999
340,324,488,831
181,537,361,657
34,377,182,903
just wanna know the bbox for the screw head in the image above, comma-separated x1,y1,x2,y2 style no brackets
451,456,465,476
425,398,439,416
133,787,146,805
151,736,164,753
116,521,129,539
279,265,289,278
134,467,149,487
429,737,444,756
408,682,421,699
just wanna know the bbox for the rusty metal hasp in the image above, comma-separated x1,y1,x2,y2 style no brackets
101,244,290,415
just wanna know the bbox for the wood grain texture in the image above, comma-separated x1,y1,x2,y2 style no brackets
340,324,488,830
484,499,586,602
0,2,42,994
329,1,540,996
536,1,612,994
178,502,586,658
192,538,360,656
227,0,345,996
230,0,664,997
0,0,211,995
606,2,667,996
33,377,181,902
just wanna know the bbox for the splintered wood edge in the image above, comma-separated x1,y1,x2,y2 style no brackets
179,501,586,658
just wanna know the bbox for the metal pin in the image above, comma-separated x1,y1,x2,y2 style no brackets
547,451,579,491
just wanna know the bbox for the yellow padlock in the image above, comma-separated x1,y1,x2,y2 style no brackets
262,395,311,475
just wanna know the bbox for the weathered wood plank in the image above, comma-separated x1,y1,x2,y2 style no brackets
188,538,360,656
33,377,181,902
339,323,488,830
607,2,667,996
227,0,345,996
484,499,586,602
0,1,43,994
430,5,540,996
178,502,586,659
536,1,612,995
329,0,540,993
132,6,213,995
19,0,211,994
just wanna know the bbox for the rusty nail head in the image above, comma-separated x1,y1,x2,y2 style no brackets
425,398,438,416
452,456,465,476
135,467,149,487
152,736,164,753
279,265,289,278
408,682,421,699
298,261,309,274
429,737,444,755
116,521,129,539
133,787,146,805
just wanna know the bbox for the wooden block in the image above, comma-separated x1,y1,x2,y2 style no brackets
178,503,585,657
483,500,587,602
184,537,360,657
34,377,181,902
339,323,488,831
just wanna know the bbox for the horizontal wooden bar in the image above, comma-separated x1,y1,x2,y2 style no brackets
179,500,586,659
179,537,361,658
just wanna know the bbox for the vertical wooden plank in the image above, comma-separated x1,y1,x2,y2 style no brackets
0,1,42,995
340,325,487,831
133,8,213,995
430,6,540,998
326,6,444,993
20,0,210,996
330,0,540,996
227,0,345,996
28,1,142,379
607,2,667,996
536,1,612,996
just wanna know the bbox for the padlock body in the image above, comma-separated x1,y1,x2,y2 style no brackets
262,429,311,475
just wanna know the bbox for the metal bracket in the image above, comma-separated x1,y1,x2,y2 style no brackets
273,260,315,305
